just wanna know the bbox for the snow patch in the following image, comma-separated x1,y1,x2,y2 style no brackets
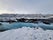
0,27,53,40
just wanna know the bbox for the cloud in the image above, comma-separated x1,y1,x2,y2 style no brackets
0,0,53,14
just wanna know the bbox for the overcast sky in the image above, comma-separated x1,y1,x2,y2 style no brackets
0,0,53,14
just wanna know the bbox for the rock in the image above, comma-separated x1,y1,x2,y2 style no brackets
0,23,2,25
43,21,50,24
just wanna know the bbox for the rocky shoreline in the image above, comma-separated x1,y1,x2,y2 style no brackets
0,18,53,24
0,14,53,24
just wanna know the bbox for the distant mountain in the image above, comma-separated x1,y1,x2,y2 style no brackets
0,14,53,17
0,14,53,19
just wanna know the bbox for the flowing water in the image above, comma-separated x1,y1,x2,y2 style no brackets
0,22,53,31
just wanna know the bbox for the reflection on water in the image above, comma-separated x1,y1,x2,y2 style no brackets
0,22,53,31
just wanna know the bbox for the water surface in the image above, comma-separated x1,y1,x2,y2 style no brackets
0,22,53,31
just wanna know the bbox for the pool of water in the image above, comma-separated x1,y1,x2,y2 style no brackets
0,22,53,31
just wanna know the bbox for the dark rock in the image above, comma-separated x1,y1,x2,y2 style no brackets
16,18,26,22
7,20,16,24
0,23,2,25
43,21,50,24
0,30,6,32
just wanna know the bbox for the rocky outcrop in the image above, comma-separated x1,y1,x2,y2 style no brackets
0,17,53,24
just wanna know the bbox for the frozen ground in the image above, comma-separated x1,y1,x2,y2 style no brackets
0,27,53,40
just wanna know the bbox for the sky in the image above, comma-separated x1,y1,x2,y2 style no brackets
0,0,53,14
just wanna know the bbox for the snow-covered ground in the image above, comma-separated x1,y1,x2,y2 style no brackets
0,27,53,40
